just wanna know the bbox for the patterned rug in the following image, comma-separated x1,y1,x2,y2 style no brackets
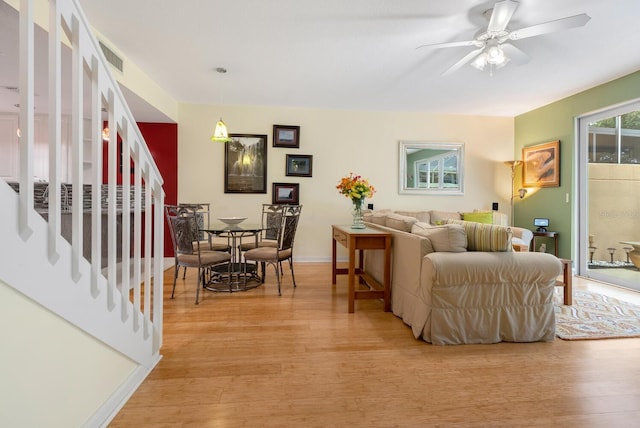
554,289,640,340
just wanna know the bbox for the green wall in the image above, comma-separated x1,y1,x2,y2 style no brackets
514,70,640,260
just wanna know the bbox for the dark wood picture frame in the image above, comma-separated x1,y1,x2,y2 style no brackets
273,125,300,148
285,154,313,177
272,182,300,205
522,140,560,188
224,134,268,193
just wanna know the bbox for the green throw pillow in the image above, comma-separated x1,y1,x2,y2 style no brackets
446,219,512,252
462,211,493,224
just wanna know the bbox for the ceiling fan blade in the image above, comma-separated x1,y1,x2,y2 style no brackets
417,40,481,50
507,13,591,40
487,0,518,34
500,43,529,65
442,48,484,76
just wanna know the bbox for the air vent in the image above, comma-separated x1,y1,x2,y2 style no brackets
98,40,123,73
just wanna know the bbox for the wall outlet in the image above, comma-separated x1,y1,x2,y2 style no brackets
492,202,499,211
367,203,374,210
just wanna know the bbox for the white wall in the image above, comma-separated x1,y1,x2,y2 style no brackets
0,281,137,427
178,103,515,261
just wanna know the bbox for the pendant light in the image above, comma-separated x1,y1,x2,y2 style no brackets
211,118,230,143
211,67,231,143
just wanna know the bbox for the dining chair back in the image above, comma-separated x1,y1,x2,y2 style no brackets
178,202,210,241
178,202,231,254
165,204,231,304
279,205,302,252
239,204,285,251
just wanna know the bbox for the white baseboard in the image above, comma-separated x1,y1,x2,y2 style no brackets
87,353,163,428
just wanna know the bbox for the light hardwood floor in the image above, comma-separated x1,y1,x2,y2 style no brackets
110,263,640,427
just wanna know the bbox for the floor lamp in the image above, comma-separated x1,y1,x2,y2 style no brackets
504,160,522,226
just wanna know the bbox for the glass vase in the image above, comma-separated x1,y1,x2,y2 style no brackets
351,199,366,229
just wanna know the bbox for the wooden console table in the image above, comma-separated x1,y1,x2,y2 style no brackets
331,225,391,313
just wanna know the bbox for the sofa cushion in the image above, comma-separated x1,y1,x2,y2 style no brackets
385,213,418,232
429,210,462,225
395,210,431,223
363,211,389,226
472,209,509,226
462,211,493,224
412,224,467,252
446,220,513,252
411,221,432,234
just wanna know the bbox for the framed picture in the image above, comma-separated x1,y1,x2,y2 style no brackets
273,125,300,148
522,140,560,188
286,154,313,177
224,134,268,193
272,182,300,205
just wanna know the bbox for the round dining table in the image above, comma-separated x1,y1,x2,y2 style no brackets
201,222,269,292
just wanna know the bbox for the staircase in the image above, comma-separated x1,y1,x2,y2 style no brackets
0,0,164,423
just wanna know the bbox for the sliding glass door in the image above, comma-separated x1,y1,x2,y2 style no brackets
577,102,640,291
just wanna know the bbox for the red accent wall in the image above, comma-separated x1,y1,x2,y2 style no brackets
138,122,178,258
101,122,177,257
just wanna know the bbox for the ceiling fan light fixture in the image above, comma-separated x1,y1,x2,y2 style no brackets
486,44,506,65
470,53,488,70
495,55,510,69
471,42,510,74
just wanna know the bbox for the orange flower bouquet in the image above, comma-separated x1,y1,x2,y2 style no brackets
336,173,375,228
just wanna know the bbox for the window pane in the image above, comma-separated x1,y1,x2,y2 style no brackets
428,160,439,188
589,115,617,163
417,163,427,188
621,111,640,164
443,155,458,186
621,134,640,164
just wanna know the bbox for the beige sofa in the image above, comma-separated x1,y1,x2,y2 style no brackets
363,209,562,345
388,209,534,251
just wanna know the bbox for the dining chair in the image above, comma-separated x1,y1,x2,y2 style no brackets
177,202,231,280
242,205,302,295
238,204,285,251
178,202,231,252
165,204,232,304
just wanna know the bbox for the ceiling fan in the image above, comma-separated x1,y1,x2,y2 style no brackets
417,0,591,76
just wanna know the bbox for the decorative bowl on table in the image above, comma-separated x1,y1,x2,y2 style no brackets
218,216,247,225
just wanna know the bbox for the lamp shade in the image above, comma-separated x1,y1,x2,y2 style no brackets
211,118,230,143
471,41,510,74
518,188,528,199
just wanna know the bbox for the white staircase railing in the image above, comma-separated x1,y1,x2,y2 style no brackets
3,0,164,368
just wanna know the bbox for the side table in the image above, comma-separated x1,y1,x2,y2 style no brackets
331,225,391,313
531,231,558,256
556,258,572,305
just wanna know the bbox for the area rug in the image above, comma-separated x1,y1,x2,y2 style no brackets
554,289,640,340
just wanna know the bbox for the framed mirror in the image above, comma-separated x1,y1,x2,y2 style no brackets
399,141,464,195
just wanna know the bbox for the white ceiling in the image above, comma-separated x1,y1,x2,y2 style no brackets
7,1,640,120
